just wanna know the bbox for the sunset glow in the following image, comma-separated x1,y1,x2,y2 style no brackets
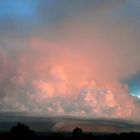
0,0,140,123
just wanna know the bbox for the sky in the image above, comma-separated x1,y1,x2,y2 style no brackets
0,0,140,122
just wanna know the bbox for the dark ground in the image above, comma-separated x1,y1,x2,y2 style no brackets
0,123,140,140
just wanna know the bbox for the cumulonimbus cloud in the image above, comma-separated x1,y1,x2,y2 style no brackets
0,0,140,121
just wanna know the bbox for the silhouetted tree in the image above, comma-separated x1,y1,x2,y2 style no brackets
72,127,83,137
10,122,35,140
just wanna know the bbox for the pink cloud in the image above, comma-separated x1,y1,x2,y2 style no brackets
0,6,140,121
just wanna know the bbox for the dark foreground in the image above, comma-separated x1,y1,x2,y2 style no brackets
0,123,140,140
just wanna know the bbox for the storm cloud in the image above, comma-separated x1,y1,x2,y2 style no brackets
0,0,140,121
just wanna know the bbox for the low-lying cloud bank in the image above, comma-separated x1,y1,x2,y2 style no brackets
0,115,140,132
